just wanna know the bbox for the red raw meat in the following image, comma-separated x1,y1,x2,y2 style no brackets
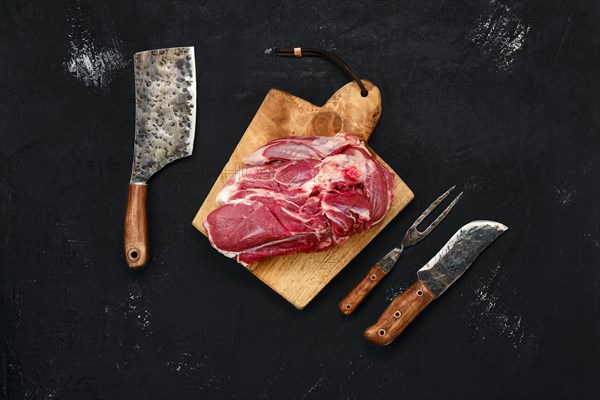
204,133,395,265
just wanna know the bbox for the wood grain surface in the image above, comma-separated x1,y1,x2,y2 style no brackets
192,80,413,309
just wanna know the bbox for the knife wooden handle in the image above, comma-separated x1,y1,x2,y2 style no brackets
339,265,387,315
124,183,148,268
364,280,434,345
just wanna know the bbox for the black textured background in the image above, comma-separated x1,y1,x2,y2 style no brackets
1,1,599,399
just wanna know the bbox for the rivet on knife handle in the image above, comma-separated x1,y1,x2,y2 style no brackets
124,183,148,268
339,265,387,314
364,281,434,345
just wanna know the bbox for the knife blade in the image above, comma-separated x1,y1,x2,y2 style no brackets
364,220,507,345
124,47,197,268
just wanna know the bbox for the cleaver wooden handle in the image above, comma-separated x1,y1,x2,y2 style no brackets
124,183,148,268
364,280,434,345
339,265,387,315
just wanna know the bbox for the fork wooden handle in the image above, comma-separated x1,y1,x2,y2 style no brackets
339,265,387,315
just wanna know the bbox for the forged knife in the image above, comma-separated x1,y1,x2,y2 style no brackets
364,220,507,345
124,47,197,268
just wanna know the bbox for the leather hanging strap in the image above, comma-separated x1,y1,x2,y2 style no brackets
275,47,369,97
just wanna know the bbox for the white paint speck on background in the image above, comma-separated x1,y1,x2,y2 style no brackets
301,375,324,399
64,5,128,89
469,263,538,350
116,279,153,337
385,285,405,301
467,1,531,71
65,39,127,89
166,353,224,390
555,186,575,205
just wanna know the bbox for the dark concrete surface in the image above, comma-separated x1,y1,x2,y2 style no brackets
1,1,598,399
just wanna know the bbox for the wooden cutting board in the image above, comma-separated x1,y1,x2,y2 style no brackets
192,80,414,309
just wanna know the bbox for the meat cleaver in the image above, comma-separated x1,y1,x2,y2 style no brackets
124,47,197,268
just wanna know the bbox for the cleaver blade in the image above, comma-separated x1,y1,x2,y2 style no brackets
124,47,197,268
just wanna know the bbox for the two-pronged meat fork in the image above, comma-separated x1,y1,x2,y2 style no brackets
339,186,463,315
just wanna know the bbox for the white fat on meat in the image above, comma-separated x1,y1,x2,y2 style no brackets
204,133,395,265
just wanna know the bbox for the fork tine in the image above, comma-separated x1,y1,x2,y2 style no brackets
418,191,464,237
410,185,456,228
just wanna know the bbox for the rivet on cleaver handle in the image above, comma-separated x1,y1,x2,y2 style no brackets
365,220,508,345
124,47,197,268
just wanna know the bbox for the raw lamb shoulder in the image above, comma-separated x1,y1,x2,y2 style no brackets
204,133,395,265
